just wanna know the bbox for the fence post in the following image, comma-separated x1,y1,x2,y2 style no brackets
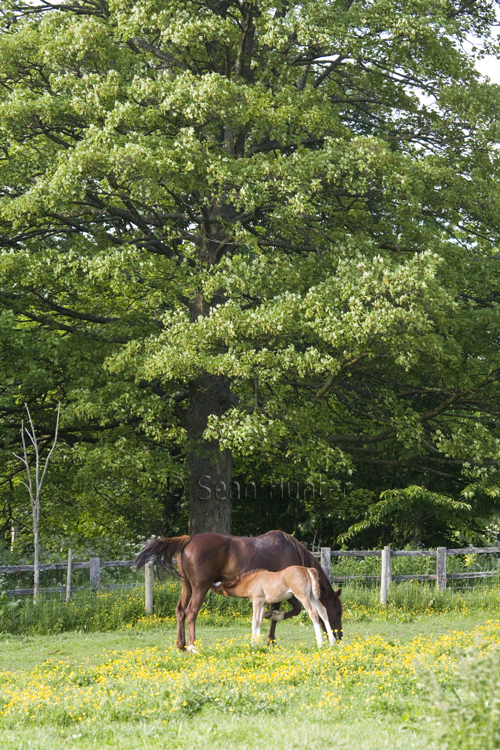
437,547,447,591
380,546,390,604
65,549,72,604
145,562,154,614
321,547,332,583
380,546,392,604
386,545,392,592
89,557,100,590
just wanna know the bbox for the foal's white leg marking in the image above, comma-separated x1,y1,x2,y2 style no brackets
313,621,324,647
251,599,265,643
311,595,336,645
186,644,199,654
299,597,324,647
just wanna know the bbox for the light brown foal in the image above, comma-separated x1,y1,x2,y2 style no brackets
212,566,336,647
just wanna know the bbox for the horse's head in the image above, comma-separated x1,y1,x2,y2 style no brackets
325,588,343,639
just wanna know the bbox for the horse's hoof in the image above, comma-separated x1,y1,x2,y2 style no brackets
263,610,273,620
270,611,285,622
186,645,199,654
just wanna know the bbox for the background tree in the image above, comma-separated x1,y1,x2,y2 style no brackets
13,403,60,601
1,0,500,545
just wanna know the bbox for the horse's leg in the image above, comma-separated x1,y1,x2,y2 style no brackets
299,595,324,647
265,596,302,622
310,595,335,645
266,603,280,645
282,595,302,621
175,580,192,651
266,595,302,645
185,584,211,653
251,597,265,643
268,595,302,621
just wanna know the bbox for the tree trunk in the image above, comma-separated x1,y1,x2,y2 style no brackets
33,520,39,605
183,190,239,534
186,373,233,535
412,509,425,548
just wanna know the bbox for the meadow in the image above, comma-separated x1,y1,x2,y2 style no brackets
1,580,500,749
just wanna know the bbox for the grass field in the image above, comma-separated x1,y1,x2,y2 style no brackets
1,605,500,750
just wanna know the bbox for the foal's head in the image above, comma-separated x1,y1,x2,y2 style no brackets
210,580,229,596
210,569,262,597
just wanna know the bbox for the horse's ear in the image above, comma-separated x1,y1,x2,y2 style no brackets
334,588,342,598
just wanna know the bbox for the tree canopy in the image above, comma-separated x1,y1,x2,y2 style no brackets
1,0,500,553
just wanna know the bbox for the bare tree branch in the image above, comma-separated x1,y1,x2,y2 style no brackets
12,403,61,603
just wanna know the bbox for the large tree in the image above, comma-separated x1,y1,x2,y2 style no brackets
1,0,500,539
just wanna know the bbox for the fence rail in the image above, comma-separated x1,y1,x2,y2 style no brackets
0,554,136,601
317,546,500,558
2,583,139,597
313,545,500,603
2,543,500,611
0,560,134,574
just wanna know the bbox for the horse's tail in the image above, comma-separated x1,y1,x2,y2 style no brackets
306,568,321,600
278,531,333,600
134,536,191,577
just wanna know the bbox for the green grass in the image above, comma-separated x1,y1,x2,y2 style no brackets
2,577,500,749
0,716,431,750
0,580,254,635
0,609,487,672
1,611,500,750
2,574,500,637
342,577,500,616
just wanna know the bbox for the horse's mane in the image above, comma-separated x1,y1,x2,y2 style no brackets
277,531,334,600
221,568,264,590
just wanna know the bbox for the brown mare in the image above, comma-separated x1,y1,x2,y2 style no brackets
134,530,342,652
211,566,337,647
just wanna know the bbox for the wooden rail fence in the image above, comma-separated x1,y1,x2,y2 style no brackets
1,545,499,611
314,545,500,604
0,554,135,598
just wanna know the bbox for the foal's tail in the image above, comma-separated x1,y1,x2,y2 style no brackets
306,568,321,600
134,536,191,577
